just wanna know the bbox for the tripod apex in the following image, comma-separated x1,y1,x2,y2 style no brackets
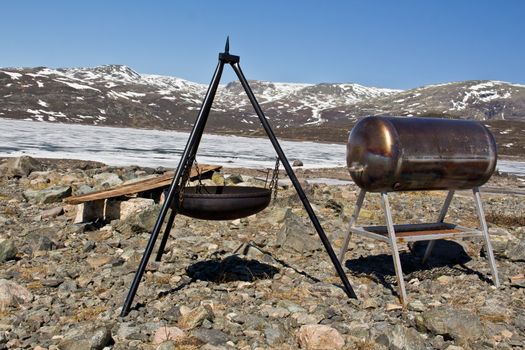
225,36,230,54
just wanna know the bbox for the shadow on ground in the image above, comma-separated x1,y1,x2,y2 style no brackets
186,255,279,283
344,240,490,293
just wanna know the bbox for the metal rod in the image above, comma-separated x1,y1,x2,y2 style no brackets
472,187,500,287
155,208,177,262
338,189,366,264
381,192,407,305
423,190,455,264
120,61,226,317
230,62,357,299
437,190,455,223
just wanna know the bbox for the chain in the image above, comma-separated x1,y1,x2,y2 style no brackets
193,158,204,187
268,157,280,201
178,156,194,206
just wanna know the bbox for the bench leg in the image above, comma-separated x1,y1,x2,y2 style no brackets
338,189,366,264
472,187,500,287
381,192,407,305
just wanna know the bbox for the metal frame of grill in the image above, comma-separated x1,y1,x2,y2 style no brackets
337,187,500,306
119,39,357,317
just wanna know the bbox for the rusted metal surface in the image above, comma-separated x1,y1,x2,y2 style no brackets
176,186,271,220
346,116,497,192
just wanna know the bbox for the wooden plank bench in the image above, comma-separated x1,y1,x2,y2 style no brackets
65,164,221,222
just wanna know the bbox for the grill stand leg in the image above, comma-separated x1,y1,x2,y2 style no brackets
338,189,366,264
231,62,357,299
472,187,500,287
120,61,225,317
422,190,455,264
381,192,407,306
155,209,177,262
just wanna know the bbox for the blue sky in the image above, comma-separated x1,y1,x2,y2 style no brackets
1,1,523,89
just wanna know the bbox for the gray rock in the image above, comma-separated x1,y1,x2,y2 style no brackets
505,239,525,261
233,314,267,329
58,280,78,292
93,172,122,188
178,305,214,330
408,300,426,312
264,323,287,346
41,206,64,219
482,227,514,257
292,312,324,325
513,314,525,332
376,324,426,350
23,186,72,204
0,156,41,178
0,279,33,309
296,324,345,349
75,184,95,196
445,346,465,350
276,209,320,254
225,174,243,185
293,159,304,167
41,279,64,287
420,306,483,342
58,338,91,350
27,232,57,252
162,306,182,322
157,341,176,350
0,239,17,262
114,204,161,235
478,299,509,322
191,328,229,346
132,204,161,232
89,326,113,350
200,344,227,350
0,215,11,227
115,323,140,340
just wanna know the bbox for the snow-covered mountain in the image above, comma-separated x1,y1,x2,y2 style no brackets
1,65,524,155
0,65,397,129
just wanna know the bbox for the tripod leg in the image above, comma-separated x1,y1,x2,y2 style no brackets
231,62,357,299
155,208,177,262
120,61,225,317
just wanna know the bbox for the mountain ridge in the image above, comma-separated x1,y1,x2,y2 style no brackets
1,64,524,156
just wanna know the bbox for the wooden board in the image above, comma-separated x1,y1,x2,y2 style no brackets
64,164,221,205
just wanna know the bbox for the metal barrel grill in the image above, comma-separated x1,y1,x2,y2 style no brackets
340,116,501,306
346,116,497,192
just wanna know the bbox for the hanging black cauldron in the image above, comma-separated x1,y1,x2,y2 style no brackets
176,186,271,220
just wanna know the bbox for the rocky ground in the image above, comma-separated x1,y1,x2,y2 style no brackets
0,156,524,349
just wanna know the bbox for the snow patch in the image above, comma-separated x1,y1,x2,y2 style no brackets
55,79,100,91
107,91,131,100
0,71,23,80
118,91,146,98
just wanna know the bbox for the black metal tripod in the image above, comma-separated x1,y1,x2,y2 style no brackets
120,38,357,317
